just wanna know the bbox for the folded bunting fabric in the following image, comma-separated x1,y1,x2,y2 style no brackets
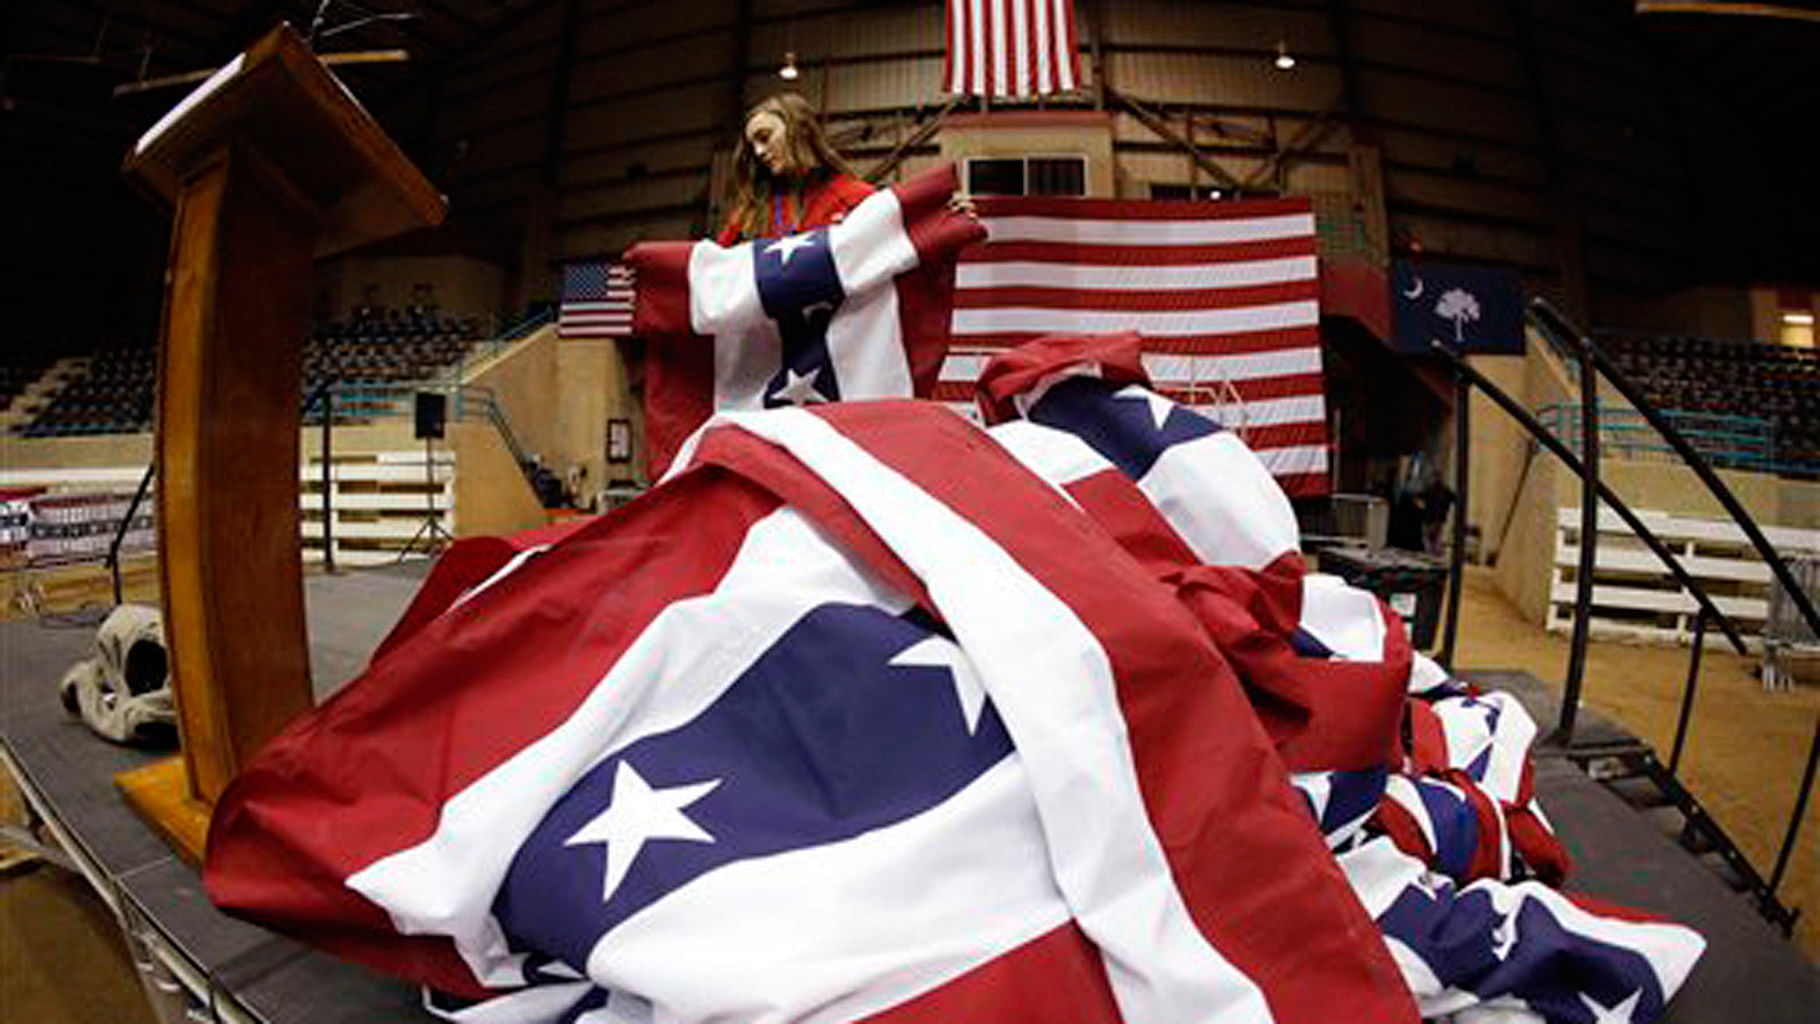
204,332,1702,1024
625,164,985,479
972,334,1704,1024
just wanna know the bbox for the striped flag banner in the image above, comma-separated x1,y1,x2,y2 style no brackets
945,0,1081,98
559,260,635,338
945,195,1331,496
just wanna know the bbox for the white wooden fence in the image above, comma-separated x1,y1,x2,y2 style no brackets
1548,506,1820,648
0,448,455,570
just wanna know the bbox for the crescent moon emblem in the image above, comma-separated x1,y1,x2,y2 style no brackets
1403,276,1424,300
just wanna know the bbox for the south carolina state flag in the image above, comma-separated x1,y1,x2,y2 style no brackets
625,165,985,477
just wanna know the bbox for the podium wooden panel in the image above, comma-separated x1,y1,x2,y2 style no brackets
118,24,445,864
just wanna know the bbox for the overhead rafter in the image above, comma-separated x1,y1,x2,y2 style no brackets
1102,85,1243,190
1242,97,1349,190
1634,2,1820,22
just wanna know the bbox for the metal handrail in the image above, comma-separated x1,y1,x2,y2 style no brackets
1534,403,1776,471
304,380,335,573
1529,299,1820,642
1432,347,1750,655
104,462,156,607
1561,329,1601,744
1525,299,1818,926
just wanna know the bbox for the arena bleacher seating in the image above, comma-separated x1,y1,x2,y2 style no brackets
1,352,54,415
1603,334,1820,473
17,346,157,438
8,308,485,438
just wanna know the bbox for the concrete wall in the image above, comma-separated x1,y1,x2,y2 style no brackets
448,421,547,538
462,326,637,501
1463,329,1576,565
1462,353,1526,555
1492,452,1560,625
313,254,507,328
554,337,640,494
2,421,445,474
0,432,153,472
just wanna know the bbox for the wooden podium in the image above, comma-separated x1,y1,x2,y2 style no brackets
117,24,446,864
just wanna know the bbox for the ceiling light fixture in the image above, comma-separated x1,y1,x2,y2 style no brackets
1783,312,1815,326
1273,39,1296,71
779,51,800,81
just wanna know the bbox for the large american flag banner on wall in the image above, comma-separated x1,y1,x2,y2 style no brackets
943,195,1331,496
945,0,1080,97
558,260,635,339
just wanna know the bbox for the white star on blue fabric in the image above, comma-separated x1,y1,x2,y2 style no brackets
774,367,830,406
768,233,817,264
889,636,988,734
1489,912,1520,961
1579,989,1641,1024
1111,385,1176,430
564,761,721,904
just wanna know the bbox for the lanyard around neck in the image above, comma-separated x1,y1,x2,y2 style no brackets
771,188,800,236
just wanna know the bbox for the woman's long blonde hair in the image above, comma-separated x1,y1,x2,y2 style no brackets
726,92,858,241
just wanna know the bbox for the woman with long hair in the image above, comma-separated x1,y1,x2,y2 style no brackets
716,92,875,245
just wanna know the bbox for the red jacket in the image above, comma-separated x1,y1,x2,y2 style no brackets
716,173,874,246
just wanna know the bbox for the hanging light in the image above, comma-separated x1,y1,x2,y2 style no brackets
1273,39,1296,71
779,51,800,81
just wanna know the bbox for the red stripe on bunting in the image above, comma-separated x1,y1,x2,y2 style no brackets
205,474,789,997
802,401,1417,1024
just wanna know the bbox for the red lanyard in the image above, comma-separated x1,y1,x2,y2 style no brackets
770,189,797,236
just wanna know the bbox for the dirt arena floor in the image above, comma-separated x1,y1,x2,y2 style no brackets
1453,566,1820,961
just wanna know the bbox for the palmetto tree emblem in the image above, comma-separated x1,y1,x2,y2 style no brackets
1435,288,1481,342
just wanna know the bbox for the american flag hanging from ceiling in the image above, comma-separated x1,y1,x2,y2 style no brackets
945,0,1081,98
558,260,635,339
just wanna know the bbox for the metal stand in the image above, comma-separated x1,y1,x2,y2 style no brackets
395,434,452,561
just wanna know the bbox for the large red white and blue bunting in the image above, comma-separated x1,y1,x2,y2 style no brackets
947,196,1330,497
625,164,983,478
204,336,1700,1024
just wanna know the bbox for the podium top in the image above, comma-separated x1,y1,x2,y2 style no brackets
125,23,446,257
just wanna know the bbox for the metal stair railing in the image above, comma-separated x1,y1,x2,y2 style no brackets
104,462,157,607
1437,298,1818,935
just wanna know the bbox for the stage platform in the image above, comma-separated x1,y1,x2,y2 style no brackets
2,564,1814,1022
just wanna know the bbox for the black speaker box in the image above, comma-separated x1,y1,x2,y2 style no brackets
414,392,447,440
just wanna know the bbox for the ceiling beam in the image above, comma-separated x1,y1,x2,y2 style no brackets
1634,2,1820,23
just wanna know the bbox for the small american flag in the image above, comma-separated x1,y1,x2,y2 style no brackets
943,195,1331,496
945,0,1081,98
559,260,634,338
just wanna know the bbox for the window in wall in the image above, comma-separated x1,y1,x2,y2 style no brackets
965,155,1087,197
1028,157,1084,196
1779,287,1815,348
1782,311,1815,349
